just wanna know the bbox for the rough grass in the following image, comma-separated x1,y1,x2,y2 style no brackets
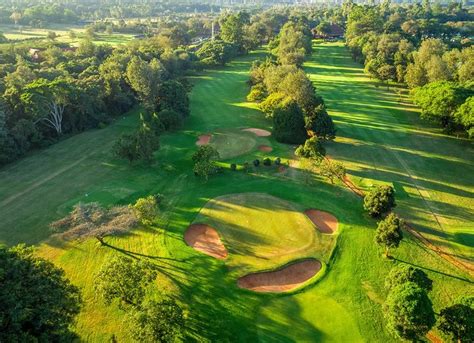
0,45,472,342
193,193,335,274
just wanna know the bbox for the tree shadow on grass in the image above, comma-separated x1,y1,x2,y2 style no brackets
393,257,473,284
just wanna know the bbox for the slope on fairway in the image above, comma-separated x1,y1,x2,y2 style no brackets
192,193,335,273
305,42,474,264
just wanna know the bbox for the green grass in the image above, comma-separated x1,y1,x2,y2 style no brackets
0,44,472,342
0,24,135,46
193,193,335,274
306,41,474,262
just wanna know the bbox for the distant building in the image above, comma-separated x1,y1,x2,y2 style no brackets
28,48,43,60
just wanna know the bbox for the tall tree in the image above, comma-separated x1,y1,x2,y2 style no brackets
384,282,436,341
438,297,474,343
94,256,157,310
375,213,404,258
0,245,82,341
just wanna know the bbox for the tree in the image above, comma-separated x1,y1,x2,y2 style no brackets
114,121,160,163
219,12,249,53
47,31,57,40
363,185,396,217
126,57,163,111
196,40,236,66
375,213,404,258
0,245,82,341
438,297,474,343
384,282,436,341
305,105,336,140
156,80,190,117
272,99,307,144
412,81,472,130
129,299,185,343
131,196,158,225
192,145,220,180
295,136,326,162
21,78,71,135
385,264,433,292
454,96,474,138
319,159,346,184
94,256,157,310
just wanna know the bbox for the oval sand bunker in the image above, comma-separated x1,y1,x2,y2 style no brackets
242,128,271,137
196,134,211,146
184,224,228,259
237,259,321,292
304,209,339,234
258,145,273,152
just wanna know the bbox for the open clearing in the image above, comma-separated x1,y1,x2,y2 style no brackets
0,44,472,342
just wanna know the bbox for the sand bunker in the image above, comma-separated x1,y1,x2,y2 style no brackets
258,145,273,152
237,259,321,292
184,224,228,259
196,134,211,146
304,209,339,234
242,128,271,137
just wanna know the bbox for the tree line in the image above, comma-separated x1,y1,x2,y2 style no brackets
345,1,473,136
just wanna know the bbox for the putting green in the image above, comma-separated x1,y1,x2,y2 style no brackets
208,130,258,159
192,193,336,274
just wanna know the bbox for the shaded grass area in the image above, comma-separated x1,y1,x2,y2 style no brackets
0,47,472,342
305,42,474,261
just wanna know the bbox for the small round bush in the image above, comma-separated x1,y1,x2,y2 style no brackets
253,159,260,167
263,158,271,166
275,157,281,165
230,163,237,171
243,162,250,172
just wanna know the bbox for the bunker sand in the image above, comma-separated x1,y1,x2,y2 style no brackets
196,134,212,146
304,209,339,234
242,128,271,137
237,259,321,292
184,224,228,259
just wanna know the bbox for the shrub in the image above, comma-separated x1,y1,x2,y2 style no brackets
294,136,326,162
192,145,220,180
275,157,281,165
247,84,267,102
157,109,183,131
243,162,250,172
131,196,158,225
230,163,237,171
263,158,272,166
253,159,260,167
364,185,396,217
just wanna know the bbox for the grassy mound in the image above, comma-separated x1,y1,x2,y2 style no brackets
208,130,257,159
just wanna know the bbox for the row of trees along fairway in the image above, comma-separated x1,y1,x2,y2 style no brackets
345,2,473,137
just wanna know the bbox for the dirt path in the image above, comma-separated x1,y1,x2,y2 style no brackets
0,154,90,208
